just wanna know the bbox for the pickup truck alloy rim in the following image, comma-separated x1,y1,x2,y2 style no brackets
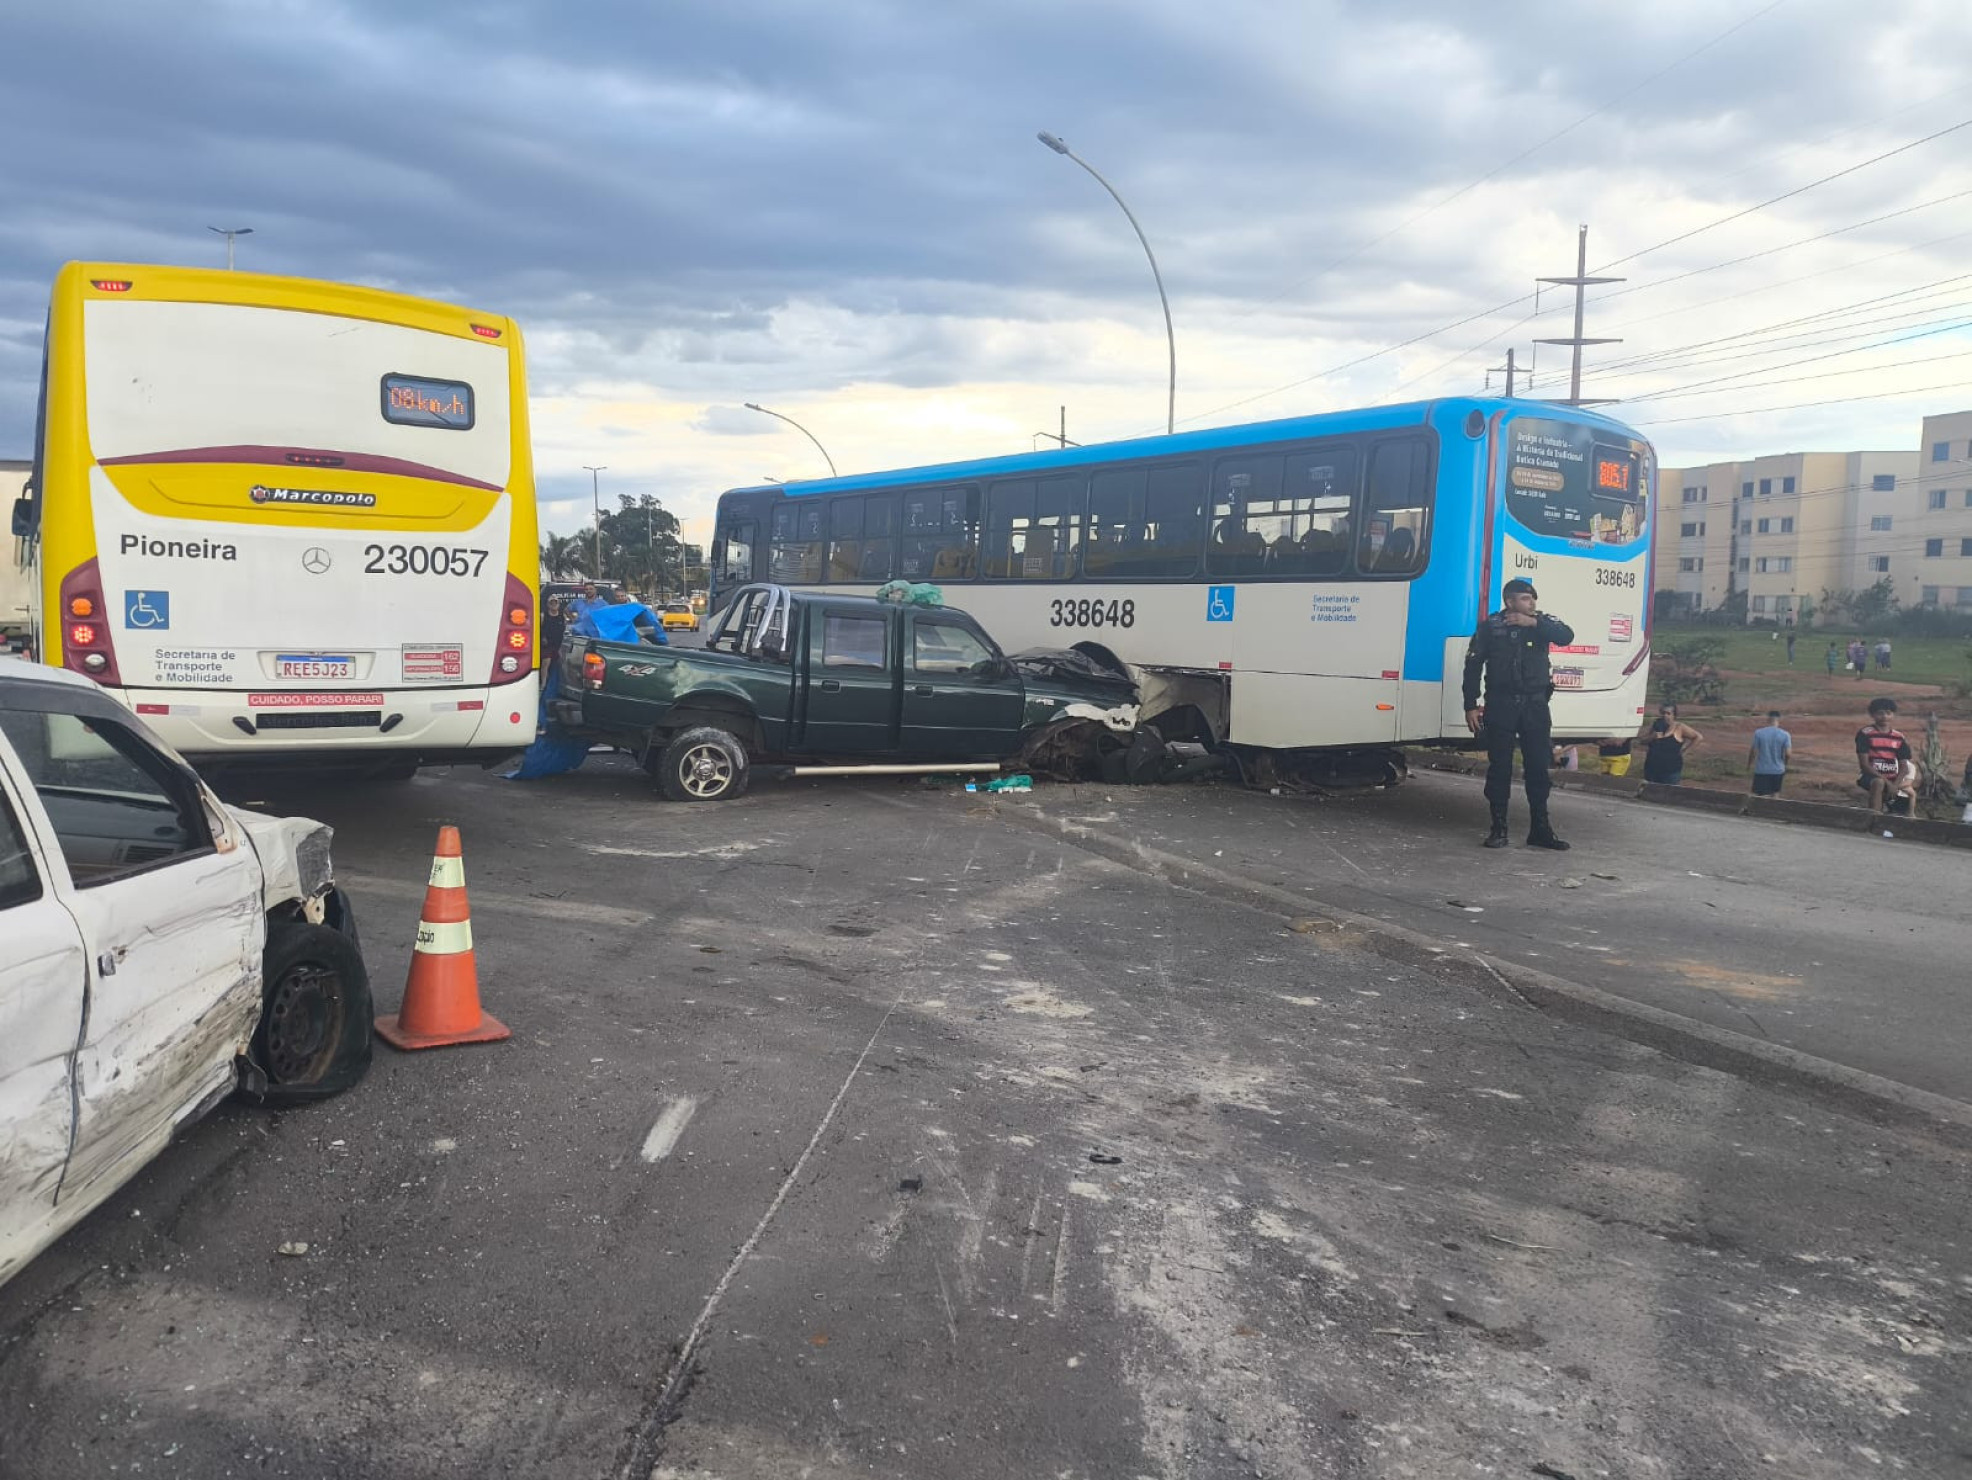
680,742,734,798
265,962,338,1081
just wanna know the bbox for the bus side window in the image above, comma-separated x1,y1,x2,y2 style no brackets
1206,454,1282,578
717,518,757,588
987,476,1082,581
1358,439,1431,576
769,503,825,585
900,485,978,581
827,497,864,582
1271,447,1358,578
828,494,894,582
1086,462,1201,579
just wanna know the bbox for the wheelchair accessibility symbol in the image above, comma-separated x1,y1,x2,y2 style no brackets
1206,584,1235,623
124,590,170,630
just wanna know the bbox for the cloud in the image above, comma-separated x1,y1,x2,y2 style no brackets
2,0,1970,543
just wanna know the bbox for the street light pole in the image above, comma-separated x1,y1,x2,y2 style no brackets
583,465,607,581
1036,132,1175,435
207,225,254,271
743,403,837,477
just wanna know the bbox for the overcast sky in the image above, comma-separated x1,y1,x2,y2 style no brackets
3,0,1969,544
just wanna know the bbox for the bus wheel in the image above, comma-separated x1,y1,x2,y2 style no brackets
242,919,373,1103
654,726,751,802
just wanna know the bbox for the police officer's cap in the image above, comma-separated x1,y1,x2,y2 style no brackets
1503,578,1537,598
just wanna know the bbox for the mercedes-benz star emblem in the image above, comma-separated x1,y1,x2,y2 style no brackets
301,547,333,574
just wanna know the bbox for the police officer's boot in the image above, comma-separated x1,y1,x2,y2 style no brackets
1483,804,1510,849
1526,804,1571,851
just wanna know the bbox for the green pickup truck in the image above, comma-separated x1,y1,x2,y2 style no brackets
552,583,1140,801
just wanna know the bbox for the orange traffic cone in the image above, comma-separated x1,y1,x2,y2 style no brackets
374,825,511,1050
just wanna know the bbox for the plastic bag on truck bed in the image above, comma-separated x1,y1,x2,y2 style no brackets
874,579,944,607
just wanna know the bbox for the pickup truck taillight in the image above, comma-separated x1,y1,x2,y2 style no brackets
60,558,121,685
491,573,533,685
582,651,605,690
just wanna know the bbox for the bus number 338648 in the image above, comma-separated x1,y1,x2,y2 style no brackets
1048,598,1136,629
1594,567,1638,589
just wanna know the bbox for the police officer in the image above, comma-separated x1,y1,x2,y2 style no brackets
1462,577,1574,850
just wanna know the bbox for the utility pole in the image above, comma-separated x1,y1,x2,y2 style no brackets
1535,225,1623,406
1485,347,1531,398
583,465,607,581
1033,405,1083,449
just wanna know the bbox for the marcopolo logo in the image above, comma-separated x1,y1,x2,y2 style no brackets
249,484,378,508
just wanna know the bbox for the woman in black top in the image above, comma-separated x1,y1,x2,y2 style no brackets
1640,702,1703,785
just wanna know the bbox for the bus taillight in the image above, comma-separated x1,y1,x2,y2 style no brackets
491,572,533,684
59,559,121,684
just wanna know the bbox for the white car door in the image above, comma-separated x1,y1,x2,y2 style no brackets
0,755,87,1286
0,704,263,1209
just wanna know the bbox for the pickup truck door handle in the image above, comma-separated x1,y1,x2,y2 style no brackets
819,679,842,693
912,685,934,697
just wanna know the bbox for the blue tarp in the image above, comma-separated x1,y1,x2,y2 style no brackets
506,660,593,780
571,602,669,645
506,729,593,780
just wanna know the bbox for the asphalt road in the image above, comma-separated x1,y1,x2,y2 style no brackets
1077,767,1972,1104
0,761,1966,1479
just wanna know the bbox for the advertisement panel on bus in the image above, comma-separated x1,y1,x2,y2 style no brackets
1488,410,1653,707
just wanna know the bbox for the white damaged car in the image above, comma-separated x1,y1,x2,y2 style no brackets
0,661,370,1289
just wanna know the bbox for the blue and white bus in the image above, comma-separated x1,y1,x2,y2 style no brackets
709,398,1654,784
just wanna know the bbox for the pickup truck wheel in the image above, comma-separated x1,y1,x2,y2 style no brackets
654,726,751,802
243,920,374,1104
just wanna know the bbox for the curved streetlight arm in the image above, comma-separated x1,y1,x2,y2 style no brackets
1037,132,1175,434
744,403,837,477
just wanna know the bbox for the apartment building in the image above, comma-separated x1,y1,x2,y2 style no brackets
1657,450,1913,622
1911,409,1972,612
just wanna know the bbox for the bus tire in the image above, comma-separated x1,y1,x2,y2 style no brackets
242,919,373,1104
654,726,751,803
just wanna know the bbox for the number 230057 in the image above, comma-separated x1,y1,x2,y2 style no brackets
1048,598,1135,628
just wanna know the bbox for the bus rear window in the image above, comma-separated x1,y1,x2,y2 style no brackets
381,373,474,430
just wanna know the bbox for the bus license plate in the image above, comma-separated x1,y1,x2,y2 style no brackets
276,654,355,680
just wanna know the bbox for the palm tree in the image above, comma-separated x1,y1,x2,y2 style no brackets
540,532,588,579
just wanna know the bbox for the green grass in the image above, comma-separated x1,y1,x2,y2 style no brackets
1655,627,1972,690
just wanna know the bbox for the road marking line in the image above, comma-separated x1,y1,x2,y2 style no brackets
639,1098,698,1163
341,875,651,927
615,972,913,1479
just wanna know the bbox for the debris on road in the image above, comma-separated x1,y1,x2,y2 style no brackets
277,1241,309,1257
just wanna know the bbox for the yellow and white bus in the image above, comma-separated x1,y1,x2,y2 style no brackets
9,263,539,772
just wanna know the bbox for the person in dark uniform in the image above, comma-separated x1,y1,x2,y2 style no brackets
1462,577,1575,850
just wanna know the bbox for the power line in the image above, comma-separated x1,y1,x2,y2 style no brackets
1592,115,1972,272
1622,346,1972,406
1595,189,1972,307
1632,378,1972,427
1593,290,1972,378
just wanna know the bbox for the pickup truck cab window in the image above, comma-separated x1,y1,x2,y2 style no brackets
914,618,995,674
822,612,888,668
0,710,211,886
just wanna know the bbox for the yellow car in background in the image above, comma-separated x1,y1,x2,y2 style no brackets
660,601,700,634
